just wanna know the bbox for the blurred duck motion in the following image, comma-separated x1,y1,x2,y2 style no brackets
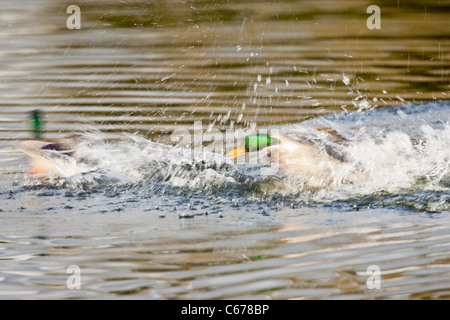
19,110,352,188
18,110,84,179
231,127,351,188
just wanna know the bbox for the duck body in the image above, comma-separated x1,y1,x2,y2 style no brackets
18,110,85,179
235,126,351,188
18,134,84,179
267,131,346,187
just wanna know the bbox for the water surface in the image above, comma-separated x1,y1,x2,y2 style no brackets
0,0,449,299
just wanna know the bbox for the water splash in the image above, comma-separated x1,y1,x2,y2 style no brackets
21,102,449,211
283,102,450,196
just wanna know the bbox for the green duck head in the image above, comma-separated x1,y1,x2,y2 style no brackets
244,134,277,152
29,109,43,139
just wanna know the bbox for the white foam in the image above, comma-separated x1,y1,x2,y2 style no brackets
22,103,449,204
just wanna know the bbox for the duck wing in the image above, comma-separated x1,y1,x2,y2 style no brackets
282,129,349,162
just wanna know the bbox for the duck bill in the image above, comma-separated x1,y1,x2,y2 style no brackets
227,147,246,158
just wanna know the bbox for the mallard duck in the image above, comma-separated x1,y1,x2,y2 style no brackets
230,126,350,188
18,110,83,178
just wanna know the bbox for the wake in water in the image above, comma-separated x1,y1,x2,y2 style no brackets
19,102,450,209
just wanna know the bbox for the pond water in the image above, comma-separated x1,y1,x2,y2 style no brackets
0,0,449,299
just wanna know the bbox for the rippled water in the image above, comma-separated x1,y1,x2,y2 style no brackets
0,0,449,299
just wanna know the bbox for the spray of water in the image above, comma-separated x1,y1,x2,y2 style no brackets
22,102,449,210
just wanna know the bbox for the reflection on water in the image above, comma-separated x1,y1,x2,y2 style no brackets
0,0,449,299
1,204,450,299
